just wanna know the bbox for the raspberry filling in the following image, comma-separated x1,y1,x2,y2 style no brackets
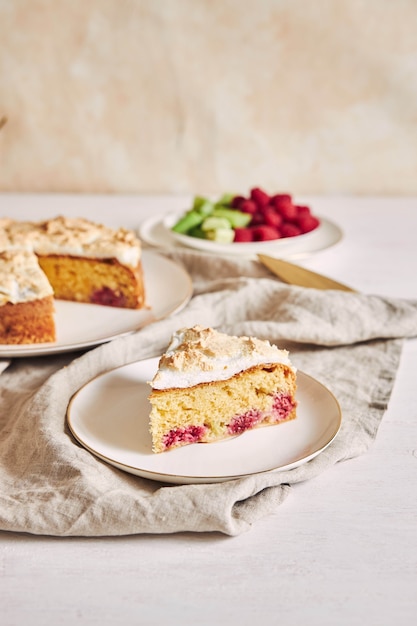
91,287,127,307
272,393,297,419
162,394,296,449
227,393,296,436
227,409,263,435
163,425,208,450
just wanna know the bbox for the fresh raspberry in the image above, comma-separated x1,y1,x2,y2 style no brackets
297,215,320,234
239,199,258,214
233,227,254,242
230,195,246,209
250,187,270,208
280,222,302,238
251,225,281,241
263,208,283,228
250,211,266,225
271,193,292,204
276,201,298,221
295,204,311,217
270,195,292,212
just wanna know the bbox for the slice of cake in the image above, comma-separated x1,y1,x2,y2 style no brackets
0,249,56,344
148,326,297,453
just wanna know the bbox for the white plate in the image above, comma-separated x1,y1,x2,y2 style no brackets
138,212,343,260
0,251,192,358
67,357,342,485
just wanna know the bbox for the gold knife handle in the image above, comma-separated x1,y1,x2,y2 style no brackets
257,254,355,292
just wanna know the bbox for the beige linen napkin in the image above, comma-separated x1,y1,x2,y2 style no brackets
1,250,416,537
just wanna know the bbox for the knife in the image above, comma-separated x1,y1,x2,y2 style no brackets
257,254,355,292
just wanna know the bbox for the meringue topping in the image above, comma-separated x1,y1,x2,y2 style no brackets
0,216,141,268
0,249,54,305
151,326,295,389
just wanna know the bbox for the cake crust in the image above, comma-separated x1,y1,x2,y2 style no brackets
0,296,56,344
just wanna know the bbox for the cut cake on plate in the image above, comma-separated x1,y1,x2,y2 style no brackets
0,216,146,344
148,326,297,453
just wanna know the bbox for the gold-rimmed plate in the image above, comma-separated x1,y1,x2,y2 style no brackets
67,357,342,485
138,212,343,259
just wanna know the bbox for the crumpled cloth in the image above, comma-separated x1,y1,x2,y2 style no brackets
1,250,416,537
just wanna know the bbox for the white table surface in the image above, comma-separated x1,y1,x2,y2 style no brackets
1,193,417,626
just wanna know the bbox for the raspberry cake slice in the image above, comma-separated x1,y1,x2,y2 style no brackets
148,326,297,453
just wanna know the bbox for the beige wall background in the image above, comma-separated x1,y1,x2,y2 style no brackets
0,0,416,195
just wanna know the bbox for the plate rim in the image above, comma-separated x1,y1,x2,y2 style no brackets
66,359,342,485
0,250,193,358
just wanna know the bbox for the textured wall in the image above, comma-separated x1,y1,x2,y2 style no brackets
1,0,416,195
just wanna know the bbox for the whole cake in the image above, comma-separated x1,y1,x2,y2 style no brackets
0,216,146,344
148,326,297,453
